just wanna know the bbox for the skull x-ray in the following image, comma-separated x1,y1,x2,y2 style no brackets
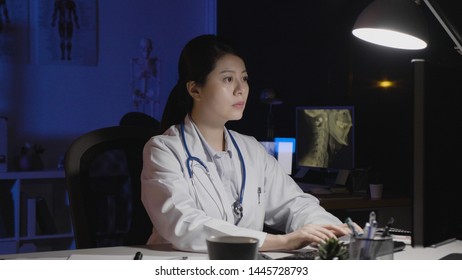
296,107,354,170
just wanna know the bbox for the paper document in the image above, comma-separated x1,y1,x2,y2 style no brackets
68,254,199,260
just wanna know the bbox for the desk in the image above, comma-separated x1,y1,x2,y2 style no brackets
297,182,411,210
394,241,462,260
318,196,410,210
1,240,461,260
0,244,208,260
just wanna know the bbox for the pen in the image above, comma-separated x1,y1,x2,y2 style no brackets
368,211,376,225
257,187,261,204
361,222,372,260
366,211,377,238
363,222,371,237
134,251,143,260
369,220,378,238
166,256,188,260
345,217,360,237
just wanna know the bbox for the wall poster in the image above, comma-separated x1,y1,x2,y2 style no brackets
0,0,29,64
37,0,98,66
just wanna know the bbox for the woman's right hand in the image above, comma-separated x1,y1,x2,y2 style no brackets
260,224,349,251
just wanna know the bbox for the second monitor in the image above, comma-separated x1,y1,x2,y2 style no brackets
295,106,355,172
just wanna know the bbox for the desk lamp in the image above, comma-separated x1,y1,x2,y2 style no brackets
352,0,462,55
260,88,282,140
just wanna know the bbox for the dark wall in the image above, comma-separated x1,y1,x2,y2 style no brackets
217,0,462,196
0,0,215,170
218,1,362,138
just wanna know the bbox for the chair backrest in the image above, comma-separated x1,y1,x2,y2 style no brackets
64,126,158,249
119,111,160,128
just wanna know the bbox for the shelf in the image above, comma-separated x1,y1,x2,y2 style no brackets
19,233,74,241
0,170,64,180
0,237,16,242
0,170,74,254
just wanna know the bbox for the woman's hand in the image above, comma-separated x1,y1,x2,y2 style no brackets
260,224,351,251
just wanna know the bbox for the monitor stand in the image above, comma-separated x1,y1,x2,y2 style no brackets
293,167,310,179
293,168,350,195
440,253,462,260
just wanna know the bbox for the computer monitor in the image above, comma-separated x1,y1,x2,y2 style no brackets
295,106,355,172
259,138,295,175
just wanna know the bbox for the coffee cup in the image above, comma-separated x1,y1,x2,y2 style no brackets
369,183,383,199
206,236,258,260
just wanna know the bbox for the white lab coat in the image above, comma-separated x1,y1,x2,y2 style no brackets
141,116,341,252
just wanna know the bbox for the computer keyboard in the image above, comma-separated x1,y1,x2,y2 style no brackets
276,250,319,260
389,227,412,235
377,227,412,236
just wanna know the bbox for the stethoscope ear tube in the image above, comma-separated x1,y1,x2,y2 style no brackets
186,155,209,178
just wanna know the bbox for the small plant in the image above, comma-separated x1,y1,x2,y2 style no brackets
318,237,349,260
17,143,45,171
21,143,45,156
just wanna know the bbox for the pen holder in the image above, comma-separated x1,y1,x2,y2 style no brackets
348,235,394,260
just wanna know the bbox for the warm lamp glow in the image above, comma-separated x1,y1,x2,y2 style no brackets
353,28,428,50
378,80,394,88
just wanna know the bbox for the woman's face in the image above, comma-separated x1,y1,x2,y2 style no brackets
190,54,249,126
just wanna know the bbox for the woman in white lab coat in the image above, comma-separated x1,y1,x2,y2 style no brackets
141,35,350,252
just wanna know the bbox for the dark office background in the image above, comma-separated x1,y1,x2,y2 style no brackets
218,0,462,197
2,0,462,198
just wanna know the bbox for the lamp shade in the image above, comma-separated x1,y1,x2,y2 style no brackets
352,0,428,50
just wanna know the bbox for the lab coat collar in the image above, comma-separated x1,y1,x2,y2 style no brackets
184,115,234,162
183,115,206,159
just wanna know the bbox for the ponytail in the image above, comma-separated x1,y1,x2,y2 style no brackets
159,82,192,133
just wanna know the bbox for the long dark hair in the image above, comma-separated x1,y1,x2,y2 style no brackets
160,34,242,133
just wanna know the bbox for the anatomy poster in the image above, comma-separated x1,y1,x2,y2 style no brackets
38,0,97,66
0,0,29,64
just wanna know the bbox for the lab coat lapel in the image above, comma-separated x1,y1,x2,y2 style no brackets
203,161,235,222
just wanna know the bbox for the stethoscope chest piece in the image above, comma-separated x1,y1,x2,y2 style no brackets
233,200,243,224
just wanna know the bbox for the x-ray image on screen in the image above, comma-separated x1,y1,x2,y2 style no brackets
296,106,354,170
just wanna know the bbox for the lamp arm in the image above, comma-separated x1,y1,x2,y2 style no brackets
422,0,462,55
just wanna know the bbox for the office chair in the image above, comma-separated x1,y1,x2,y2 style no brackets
119,111,160,129
64,125,158,249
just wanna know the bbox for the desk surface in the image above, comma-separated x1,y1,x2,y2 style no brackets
1,240,461,260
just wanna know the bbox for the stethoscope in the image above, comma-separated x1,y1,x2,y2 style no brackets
180,122,246,225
